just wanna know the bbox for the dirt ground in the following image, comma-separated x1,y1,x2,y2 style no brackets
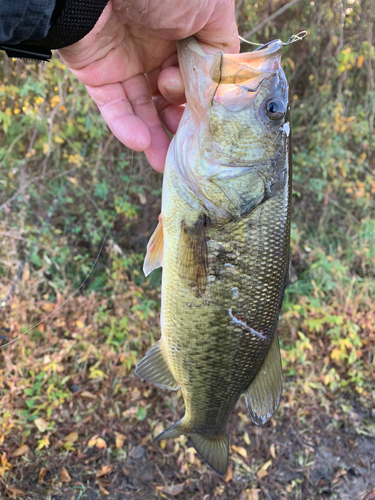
2,374,374,500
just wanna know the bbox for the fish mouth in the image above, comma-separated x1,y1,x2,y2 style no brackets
209,40,283,105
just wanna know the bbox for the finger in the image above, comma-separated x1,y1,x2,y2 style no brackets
158,66,186,105
153,94,185,134
123,74,171,172
86,82,151,151
196,0,240,54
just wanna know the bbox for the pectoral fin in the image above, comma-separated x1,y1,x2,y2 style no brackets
143,220,163,276
244,332,283,426
179,215,209,295
135,340,180,391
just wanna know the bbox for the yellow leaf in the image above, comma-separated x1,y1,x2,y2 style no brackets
37,437,50,450
357,54,365,68
60,467,71,483
243,431,251,446
42,302,54,312
5,107,12,117
96,465,113,478
88,435,99,447
231,445,247,459
43,142,49,155
51,95,60,108
269,443,276,459
34,418,48,433
115,433,126,449
159,439,167,450
53,136,64,144
257,459,272,479
11,445,29,457
331,348,343,362
88,436,107,449
64,432,78,444
76,320,84,328
38,467,48,485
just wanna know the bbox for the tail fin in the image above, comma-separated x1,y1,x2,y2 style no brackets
190,431,229,476
155,421,229,476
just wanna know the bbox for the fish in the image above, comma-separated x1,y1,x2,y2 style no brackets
135,36,291,475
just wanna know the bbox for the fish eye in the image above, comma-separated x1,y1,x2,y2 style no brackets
265,98,286,120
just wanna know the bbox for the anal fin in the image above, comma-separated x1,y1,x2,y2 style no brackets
135,340,180,391
244,332,283,426
143,219,163,277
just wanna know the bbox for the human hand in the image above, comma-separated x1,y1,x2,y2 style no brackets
59,0,239,172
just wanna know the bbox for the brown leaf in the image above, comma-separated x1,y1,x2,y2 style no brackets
7,486,25,498
96,465,113,478
60,467,71,483
155,483,186,496
257,469,268,480
11,445,29,457
224,466,233,482
161,484,186,496
80,391,97,399
269,443,276,459
64,432,78,443
97,479,109,495
34,418,48,433
245,489,260,500
38,467,48,485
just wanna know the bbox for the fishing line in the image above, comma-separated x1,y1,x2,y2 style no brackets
239,30,307,47
0,150,134,350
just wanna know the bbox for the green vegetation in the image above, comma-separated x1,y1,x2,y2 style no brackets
0,1,374,498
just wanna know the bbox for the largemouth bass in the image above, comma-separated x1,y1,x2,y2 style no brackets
135,36,291,475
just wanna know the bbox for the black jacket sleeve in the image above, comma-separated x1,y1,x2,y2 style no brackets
0,0,108,61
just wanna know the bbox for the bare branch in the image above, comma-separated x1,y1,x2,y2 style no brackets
241,0,302,40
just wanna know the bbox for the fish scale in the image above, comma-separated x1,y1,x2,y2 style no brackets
136,36,291,475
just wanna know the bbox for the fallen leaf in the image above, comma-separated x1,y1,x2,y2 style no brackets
244,431,251,445
38,467,48,485
97,479,109,495
60,467,71,483
64,432,78,443
96,465,113,478
257,469,268,480
115,432,126,449
11,445,29,457
7,486,25,498
161,484,186,496
231,445,248,459
41,302,54,312
88,435,107,449
224,466,233,482
269,443,276,459
245,488,260,500
80,391,97,399
257,459,272,480
34,418,48,433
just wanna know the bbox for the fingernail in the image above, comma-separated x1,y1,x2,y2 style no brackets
165,86,185,95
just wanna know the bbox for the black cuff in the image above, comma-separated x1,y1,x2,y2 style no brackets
0,0,108,61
